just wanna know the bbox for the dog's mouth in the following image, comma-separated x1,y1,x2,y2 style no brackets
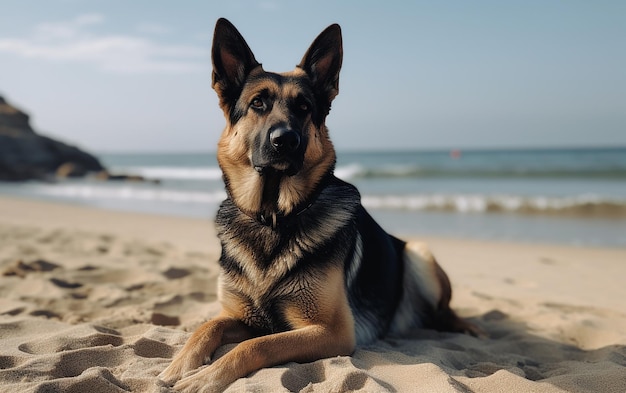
253,159,301,177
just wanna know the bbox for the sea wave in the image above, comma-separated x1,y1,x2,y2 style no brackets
109,166,223,181
37,184,227,204
336,164,626,180
102,163,626,181
361,194,626,216
31,183,626,217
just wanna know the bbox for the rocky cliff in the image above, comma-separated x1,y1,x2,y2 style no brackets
0,95,105,181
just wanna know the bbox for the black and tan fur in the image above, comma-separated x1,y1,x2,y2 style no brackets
159,18,479,392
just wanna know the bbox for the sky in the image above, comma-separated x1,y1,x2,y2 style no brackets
1,1,624,153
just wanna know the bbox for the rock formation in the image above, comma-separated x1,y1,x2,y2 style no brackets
0,95,105,181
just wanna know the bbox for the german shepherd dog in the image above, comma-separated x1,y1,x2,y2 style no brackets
159,18,479,392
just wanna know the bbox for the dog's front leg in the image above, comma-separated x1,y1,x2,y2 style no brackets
158,314,255,385
173,323,355,393
173,267,355,392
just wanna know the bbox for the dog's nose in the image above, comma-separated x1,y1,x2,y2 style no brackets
270,128,301,154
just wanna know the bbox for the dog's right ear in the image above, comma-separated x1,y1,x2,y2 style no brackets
212,18,260,108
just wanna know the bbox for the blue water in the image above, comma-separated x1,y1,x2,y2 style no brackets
1,148,625,246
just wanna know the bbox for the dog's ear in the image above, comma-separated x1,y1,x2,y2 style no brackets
298,24,343,118
212,18,260,108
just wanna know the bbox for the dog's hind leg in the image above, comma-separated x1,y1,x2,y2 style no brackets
392,241,483,337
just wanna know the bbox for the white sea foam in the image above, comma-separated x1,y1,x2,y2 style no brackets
37,184,227,204
110,166,223,181
334,164,363,180
361,194,626,215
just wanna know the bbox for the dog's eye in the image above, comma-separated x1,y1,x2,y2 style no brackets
295,99,310,114
251,97,264,109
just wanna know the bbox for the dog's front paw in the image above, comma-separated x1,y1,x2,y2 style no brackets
158,351,206,386
158,363,184,386
173,368,224,393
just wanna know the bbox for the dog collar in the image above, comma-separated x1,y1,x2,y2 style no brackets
257,200,313,229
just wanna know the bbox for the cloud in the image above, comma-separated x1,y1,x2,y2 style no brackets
0,14,208,74
31,13,105,41
135,23,173,36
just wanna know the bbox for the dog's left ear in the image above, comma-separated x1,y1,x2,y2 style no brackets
298,24,343,117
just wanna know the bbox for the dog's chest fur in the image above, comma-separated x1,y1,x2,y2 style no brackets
214,177,360,333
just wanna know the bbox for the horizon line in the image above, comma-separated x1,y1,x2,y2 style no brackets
95,144,626,156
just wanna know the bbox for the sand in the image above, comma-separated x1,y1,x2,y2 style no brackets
1,195,625,392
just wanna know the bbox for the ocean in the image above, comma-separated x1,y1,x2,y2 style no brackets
1,147,625,247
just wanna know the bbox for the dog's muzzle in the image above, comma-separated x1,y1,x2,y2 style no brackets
253,126,304,176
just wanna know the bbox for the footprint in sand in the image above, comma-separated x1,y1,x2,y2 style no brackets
2,259,60,277
49,277,83,289
162,267,191,280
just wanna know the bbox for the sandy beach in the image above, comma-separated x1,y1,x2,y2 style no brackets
1,195,625,393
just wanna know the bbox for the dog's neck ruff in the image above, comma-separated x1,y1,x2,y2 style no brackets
227,198,313,230
232,171,332,230
256,201,313,229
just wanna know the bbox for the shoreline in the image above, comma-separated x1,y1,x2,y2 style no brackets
0,195,218,252
3,192,626,248
1,195,625,392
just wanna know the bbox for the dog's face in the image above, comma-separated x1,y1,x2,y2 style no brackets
212,18,342,217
